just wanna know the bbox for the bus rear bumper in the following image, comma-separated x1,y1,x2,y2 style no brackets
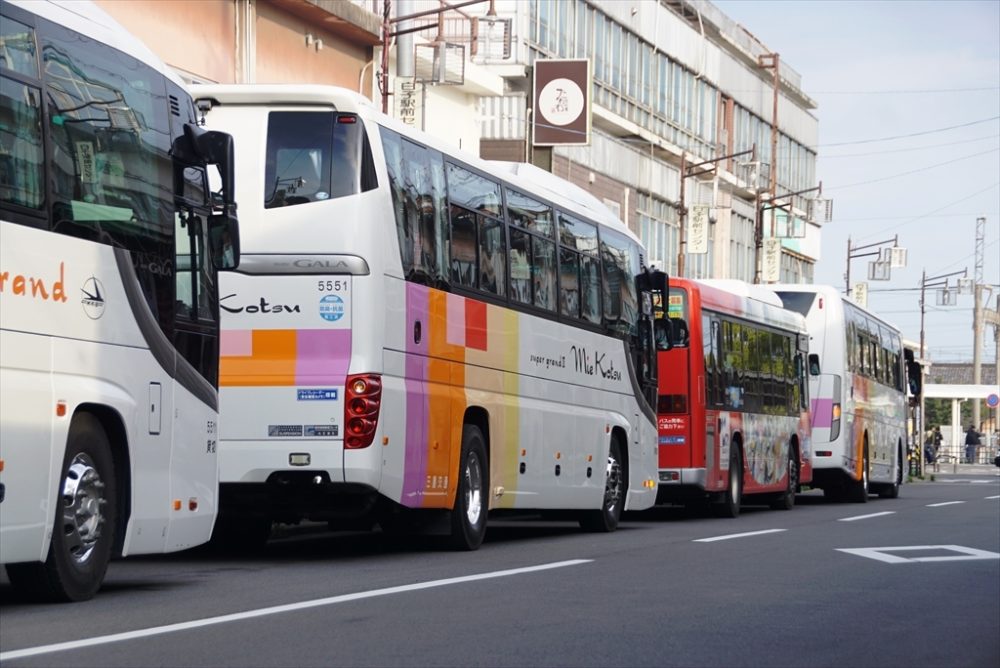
658,468,707,487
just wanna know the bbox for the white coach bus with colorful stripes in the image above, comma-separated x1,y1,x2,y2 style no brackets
0,0,239,600
191,84,666,550
774,285,908,502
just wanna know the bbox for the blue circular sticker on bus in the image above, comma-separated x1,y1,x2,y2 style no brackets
319,294,344,321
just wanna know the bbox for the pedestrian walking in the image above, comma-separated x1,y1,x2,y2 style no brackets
964,425,980,464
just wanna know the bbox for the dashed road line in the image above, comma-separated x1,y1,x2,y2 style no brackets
927,501,966,507
694,529,787,542
838,511,896,522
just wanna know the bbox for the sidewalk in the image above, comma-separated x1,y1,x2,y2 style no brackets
921,460,1000,476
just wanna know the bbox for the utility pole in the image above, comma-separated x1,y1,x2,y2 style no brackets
845,234,904,295
919,268,967,359
379,0,492,114
677,145,756,278
972,216,995,434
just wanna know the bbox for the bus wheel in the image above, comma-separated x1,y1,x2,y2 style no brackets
714,447,743,518
849,444,870,503
580,438,625,532
7,414,117,602
448,425,488,550
770,446,798,511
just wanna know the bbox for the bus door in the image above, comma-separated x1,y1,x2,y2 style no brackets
809,359,842,447
658,289,691,469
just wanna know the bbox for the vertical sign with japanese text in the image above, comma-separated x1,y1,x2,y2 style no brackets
687,204,709,254
763,238,782,282
394,77,422,130
852,282,868,308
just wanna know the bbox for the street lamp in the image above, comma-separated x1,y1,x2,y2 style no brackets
919,268,967,359
844,234,907,296
379,0,493,114
676,144,756,277
755,182,830,284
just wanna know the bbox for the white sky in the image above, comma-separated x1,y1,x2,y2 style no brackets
710,0,1000,364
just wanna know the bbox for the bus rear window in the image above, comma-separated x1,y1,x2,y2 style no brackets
776,291,816,317
264,111,376,209
658,394,688,414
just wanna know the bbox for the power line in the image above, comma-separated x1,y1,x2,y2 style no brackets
807,86,1000,95
827,148,1000,191
817,115,1000,148
834,212,999,223
852,182,1000,242
820,134,1000,159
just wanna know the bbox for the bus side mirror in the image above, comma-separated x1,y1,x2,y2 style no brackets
209,213,240,270
906,360,922,397
808,353,821,376
183,124,236,207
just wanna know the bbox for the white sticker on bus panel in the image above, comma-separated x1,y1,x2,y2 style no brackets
220,386,343,441
219,273,351,330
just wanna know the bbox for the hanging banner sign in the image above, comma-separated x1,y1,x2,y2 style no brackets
532,59,591,146
763,238,782,282
394,77,422,130
687,205,709,254
852,281,869,308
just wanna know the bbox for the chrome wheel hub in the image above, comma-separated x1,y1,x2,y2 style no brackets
604,452,622,512
464,451,483,526
61,453,106,565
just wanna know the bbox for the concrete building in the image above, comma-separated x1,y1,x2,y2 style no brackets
97,0,823,283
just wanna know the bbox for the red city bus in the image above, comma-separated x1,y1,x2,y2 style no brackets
655,279,812,517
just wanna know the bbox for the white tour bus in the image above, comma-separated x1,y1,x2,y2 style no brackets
774,285,909,501
0,0,239,600
191,84,667,549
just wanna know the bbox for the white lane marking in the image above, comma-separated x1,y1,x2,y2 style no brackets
694,528,786,542
985,495,1000,500
837,545,1000,564
838,511,896,522
0,559,592,661
927,501,966,507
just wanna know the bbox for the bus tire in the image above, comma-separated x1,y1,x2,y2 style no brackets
7,414,118,602
714,446,743,518
848,443,870,503
580,437,626,532
448,425,488,550
770,445,798,511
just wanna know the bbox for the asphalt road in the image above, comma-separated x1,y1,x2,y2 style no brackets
2,472,998,668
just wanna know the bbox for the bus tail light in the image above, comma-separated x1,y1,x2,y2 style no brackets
830,402,841,441
344,373,382,449
657,394,688,414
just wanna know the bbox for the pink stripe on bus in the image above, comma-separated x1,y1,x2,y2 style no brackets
446,292,465,347
811,398,834,428
402,284,430,505
220,329,253,356
295,329,351,385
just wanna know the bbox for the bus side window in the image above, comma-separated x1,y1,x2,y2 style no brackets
0,77,44,210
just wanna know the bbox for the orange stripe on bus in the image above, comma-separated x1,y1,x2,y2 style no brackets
220,329,298,386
